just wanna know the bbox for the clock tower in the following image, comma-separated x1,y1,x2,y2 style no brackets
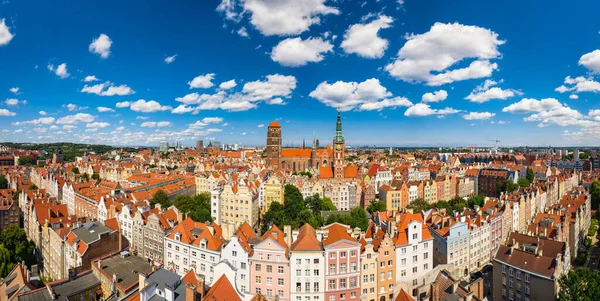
333,108,345,180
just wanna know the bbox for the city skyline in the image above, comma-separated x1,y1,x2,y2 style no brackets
2,1,600,146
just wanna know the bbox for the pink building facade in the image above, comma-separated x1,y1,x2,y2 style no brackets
249,226,290,301
323,224,361,301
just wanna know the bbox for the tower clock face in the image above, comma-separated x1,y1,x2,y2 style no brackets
336,145,342,150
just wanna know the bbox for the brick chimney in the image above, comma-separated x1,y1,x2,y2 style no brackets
185,284,197,301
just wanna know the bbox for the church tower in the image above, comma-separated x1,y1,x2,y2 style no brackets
333,109,345,179
266,121,281,168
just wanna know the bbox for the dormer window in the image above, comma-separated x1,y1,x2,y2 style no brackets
174,232,181,241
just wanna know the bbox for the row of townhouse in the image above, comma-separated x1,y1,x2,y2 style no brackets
162,209,436,301
379,175,476,212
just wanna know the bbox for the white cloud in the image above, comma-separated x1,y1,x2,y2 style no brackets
140,121,172,128
257,124,264,128
421,90,448,103
385,22,504,86
89,33,112,58
579,49,600,73
115,101,130,108
271,37,333,67
84,75,99,82
171,104,195,114
62,125,76,130
502,98,563,114
136,116,149,120
0,19,14,46
556,76,600,94
188,73,215,89
81,81,135,96
129,99,171,112
462,111,495,120
310,78,411,111
12,117,55,126
56,113,95,124
86,122,110,129
5,98,25,106
14,129,22,133
465,87,519,103
219,79,237,90
48,63,70,79
241,132,247,136
97,106,115,113
217,0,340,36
9,87,19,94
237,27,249,37
165,54,177,64
570,94,579,100
341,15,393,59
523,106,585,127
243,74,297,100
39,111,47,116
404,103,461,117
0,109,15,116
65,103,87,111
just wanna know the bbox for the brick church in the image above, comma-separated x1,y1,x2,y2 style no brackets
265,109,358,180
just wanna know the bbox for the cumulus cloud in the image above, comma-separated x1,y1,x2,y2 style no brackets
243,74,297,100
129,99,171,113
84,75,99,82
502,98,563,114
0,109,16,116
165,54,177,64
219,80,237,90
12,117,55,126
341,15,393,59
89,34,112,58
56,113,95,124
5,98,26,106
257,124,264,128
421,90,448,103
555,76,600,94
48,63,70,79
310,78,411,111
465,80,520,103
271,37,333,67
115,101,130,108
237,27,249,37
217,0,339,36
404,103,461,117
86,122,110,129
97,106,115,113
81,81,135,96
9,87,19,94
140,121,172,128
171,104,195,114
189,73,216,89
462,111,495,120
579,49,600,73
0,19,14,46
39,111,47,116
385,22,504,86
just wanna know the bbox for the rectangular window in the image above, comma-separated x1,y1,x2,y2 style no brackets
256,264,261,272
267,265,272,273
329,280,335,290
278,266,284,274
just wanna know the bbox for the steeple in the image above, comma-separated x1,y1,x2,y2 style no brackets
334,108,344,144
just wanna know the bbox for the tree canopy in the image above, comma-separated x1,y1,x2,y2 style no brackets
366,200,386,213
91,173,100,180
0,175,8,189
590,181,600,210
0,226,36,277
558,268,600,300
325,207,369,231
407,195,487,214
261,186,334,234
150,189,170,209
526,167,535,183
172,193,212,223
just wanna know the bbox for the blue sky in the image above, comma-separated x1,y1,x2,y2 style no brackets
1,0,600,147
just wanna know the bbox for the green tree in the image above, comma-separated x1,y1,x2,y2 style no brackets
172,193,212,223
407,199,432,212
558,268,600,300
0,245,14,278
467,195,485,208
81,173,90,181
0,175,8,189
366,200,386,213
91,173,100,180
28,184,37,190
71,167,80,174
17,157,35,166
325,207,368,231
526,168,535,183
321,197,336,211
590,181,600,210
0,225,36,273
517,177,531,188
150,189,170,209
